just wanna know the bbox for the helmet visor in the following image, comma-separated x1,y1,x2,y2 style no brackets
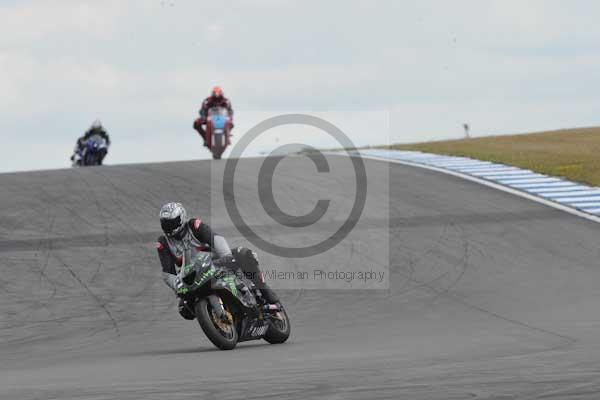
160,216,183,236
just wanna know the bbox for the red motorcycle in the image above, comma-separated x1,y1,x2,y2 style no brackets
205,107,232,160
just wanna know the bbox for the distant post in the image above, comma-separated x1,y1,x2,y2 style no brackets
463,123,470,139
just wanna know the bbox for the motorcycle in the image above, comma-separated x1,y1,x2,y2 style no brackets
205,106,232,160
177,252,290,350
74,135,108,167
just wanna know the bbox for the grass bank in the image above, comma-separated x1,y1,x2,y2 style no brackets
387,127,600,187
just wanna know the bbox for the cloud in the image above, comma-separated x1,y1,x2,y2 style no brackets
2,0,600,172
202,23,225,43
0,0,123,45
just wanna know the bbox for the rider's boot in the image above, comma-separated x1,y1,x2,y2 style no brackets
194,120,209,147
260,286,279,304
257,285,282,313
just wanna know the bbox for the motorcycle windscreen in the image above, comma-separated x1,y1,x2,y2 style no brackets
86,134,106,148
211,115,227,130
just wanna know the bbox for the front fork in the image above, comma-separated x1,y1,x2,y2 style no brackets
207,294,226,318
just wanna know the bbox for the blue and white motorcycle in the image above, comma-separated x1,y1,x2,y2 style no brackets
73,135,108,167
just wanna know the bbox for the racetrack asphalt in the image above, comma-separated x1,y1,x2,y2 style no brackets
1,155,600,399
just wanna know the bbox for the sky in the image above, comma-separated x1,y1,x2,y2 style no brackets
1,0,600,172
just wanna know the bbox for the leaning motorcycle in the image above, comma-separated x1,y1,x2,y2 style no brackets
76,135,107,166
177,252,290,350
205,106,232,160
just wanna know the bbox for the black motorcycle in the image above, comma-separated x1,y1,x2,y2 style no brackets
177,252,290,350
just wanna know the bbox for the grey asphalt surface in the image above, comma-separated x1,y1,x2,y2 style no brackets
1,155,600,399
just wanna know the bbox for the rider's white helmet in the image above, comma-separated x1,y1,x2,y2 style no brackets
159,202,188,239
91,119,103,130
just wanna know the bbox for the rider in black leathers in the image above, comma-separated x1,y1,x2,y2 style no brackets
156,202,279,320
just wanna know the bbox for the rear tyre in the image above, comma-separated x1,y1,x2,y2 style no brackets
195,298,238,350
264,307,291,344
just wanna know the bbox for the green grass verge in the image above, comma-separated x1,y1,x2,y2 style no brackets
386,127,600,187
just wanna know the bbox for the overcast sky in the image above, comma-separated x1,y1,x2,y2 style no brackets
2,0,600,172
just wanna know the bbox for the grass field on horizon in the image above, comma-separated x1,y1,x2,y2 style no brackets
386,127,600,187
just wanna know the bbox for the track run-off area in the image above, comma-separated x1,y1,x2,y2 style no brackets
1,155,600,399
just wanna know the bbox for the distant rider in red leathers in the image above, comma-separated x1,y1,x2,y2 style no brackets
193,86,234,147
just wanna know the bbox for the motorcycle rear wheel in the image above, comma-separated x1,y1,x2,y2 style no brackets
264,307,291,344
195,298,238,350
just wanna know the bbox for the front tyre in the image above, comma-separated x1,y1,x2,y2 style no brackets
195,298,238,350
264,307,291,344
212,134,224,160
84,152,99,166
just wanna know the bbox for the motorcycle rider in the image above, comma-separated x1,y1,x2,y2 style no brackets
193,86,234,147
156,202,279,320
71,120,111,165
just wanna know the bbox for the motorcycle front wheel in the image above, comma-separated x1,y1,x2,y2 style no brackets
83,153,98,166
212,134,224,159
195,298,238,350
